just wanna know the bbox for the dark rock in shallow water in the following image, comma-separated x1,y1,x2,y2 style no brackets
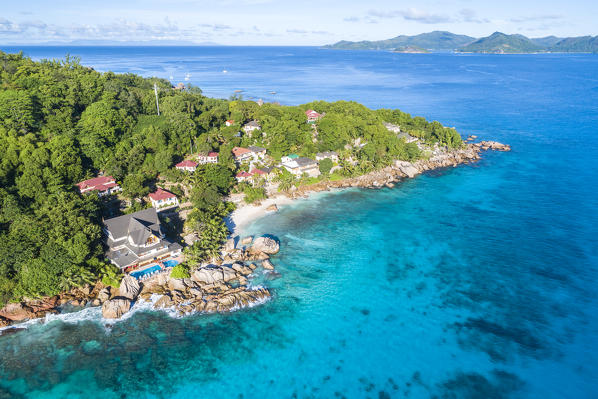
0,327,26,337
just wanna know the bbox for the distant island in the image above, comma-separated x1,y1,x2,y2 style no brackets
393,46,429,54
324,30,598,54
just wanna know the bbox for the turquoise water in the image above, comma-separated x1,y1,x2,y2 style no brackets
162,259,179,268
0,47,597,398
130,265,162,280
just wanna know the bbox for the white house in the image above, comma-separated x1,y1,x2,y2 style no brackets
248,146,267,161
305,109,322,123
198,152,219,164
282,155,321,178
175,160,198,172
148,188,179,210
243,120,261,135
77,176,121,197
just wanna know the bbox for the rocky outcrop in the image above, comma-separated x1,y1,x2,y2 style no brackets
101,276,141,319
266,204,278,212
118,275,141,301
224,237,236,252
251,236,280,254
474,141,511,151
394,161,420,178
0,316,10,328
140,261,272,316
262,259,275,270
102,298,132,319
0,303,38,322
241,236,253,245
97,287,111,303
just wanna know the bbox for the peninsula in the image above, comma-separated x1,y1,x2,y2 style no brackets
0,52,509,326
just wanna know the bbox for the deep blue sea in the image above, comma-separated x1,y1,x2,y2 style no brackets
1,46,597,399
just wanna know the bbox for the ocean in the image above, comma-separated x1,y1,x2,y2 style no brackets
0,46,597,399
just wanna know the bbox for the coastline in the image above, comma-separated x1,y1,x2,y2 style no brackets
228,140,511,235
1,140,510,330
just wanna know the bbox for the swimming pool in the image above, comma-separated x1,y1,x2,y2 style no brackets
130,264,161,279
162,259,179,268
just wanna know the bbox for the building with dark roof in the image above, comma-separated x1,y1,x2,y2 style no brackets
103,208,182,271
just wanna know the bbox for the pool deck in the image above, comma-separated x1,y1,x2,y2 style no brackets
128,255,184,280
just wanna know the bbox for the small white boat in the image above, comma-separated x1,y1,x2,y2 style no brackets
222,70,228,74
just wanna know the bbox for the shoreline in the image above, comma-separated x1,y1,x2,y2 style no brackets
228,140,511,235
1,140,510,330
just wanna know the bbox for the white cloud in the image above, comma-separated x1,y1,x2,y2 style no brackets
368,8,454,24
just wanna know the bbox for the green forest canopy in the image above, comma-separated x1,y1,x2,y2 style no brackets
0,51,462,305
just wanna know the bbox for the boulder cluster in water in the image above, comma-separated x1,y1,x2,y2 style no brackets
101,235,280,319
0,235,281,327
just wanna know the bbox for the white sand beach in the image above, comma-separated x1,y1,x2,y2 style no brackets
227,194,295,234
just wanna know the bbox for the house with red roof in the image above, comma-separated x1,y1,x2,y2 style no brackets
305,109,322,123
198,152,219,165
232,147,253,163
148,188,179,210
77,176,121,196
235,171,253,182
225,120,235,127
175,160,198,172
232,146,267,164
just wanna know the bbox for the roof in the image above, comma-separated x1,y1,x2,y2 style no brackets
260,166,276,174
305,109,321,117
77,176,115,190
295,157,318,167
176,160,198,168
149,188,176,201
248,146,266,153
244,120,260,127
236,171,252,178
226,119,235,123
250,168,266,175
207,152,219,157
232,147,252,157
104,208,161,244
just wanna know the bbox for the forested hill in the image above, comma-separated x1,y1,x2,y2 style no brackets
325,31,598,53
323,31,475,51
0,51,462,306
457,32,544,54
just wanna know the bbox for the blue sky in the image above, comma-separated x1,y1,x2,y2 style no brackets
1,0,596,45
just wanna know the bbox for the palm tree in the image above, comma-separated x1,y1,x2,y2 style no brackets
274,170,296,192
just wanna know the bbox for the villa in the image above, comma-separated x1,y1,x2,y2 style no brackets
232,147,253,163
248,146,267,160
103,208,182,271
148,188,179,210
225,119,235,126
281,154,299,164
198,152,219,164
316,151,339,163
235,171,252,182
243,120,261,135
233,146,267,163
282,155,321,177
175,160,198,172
305,109,322,123
77,176,121,196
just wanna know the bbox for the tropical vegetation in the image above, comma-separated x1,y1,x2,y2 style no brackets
0,50,462,306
